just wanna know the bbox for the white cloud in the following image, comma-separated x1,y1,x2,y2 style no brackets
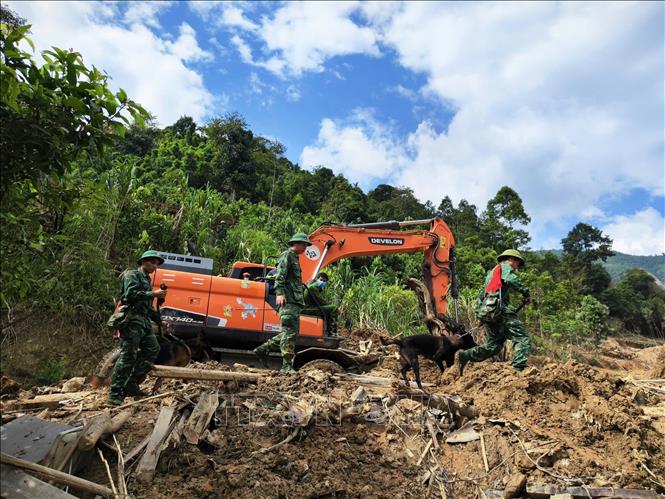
220,5,258,32
205,1,381,76
300,2,663,244
603,208,665,256
9,1,217,124
123,1,173,29
285,85,301,102
301,109,408,187
230,34,253,64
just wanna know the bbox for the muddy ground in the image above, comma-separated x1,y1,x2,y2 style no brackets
1,332,664,498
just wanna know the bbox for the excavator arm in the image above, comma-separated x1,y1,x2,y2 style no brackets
300,217,458,323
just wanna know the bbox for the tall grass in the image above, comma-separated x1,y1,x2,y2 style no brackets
327,263,426,337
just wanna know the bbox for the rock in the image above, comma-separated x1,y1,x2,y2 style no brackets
351,386,367,404
61,377,85,393
502,472,526,499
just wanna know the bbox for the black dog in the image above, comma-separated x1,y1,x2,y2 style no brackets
380,334,469,390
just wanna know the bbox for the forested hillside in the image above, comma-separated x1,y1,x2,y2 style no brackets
605,252,665,283
1,13,663,382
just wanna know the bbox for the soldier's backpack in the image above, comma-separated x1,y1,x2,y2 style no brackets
107,304,131,329
106,270,131,329
475,265,504,324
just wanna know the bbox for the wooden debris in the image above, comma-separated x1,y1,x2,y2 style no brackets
149,365,260,383
479,432,490,472
183,392,220,445
16,392,92,410
165,408,190,450
113,435,128,498
97,449,118,496
335,372,435,388
252,428,299,455
61,377,86,393
425,416,440,450
0,451,114,497
78,408,135,451
124,433,151,463
416,438,433,466
109,391,175,412
135,405,176,483
525,485,659,498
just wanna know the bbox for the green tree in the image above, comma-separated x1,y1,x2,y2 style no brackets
0,23,147,195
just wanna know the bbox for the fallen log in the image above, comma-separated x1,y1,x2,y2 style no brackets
183,392,219,445
135,405,176,483
0,452,114,497
78,408,135,451
16,392,92,410
149,365,261,383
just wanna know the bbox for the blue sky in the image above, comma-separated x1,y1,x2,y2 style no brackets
8,1,665,255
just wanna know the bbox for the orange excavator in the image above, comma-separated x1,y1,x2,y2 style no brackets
152,217,459,372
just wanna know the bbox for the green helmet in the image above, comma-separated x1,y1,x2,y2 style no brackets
137,250,164,265
497,249,525,267
288,232,312,246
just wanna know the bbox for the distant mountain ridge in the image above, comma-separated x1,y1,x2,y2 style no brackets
603,252,665,282
537,250,665,282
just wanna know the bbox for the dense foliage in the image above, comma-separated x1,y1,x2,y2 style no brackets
1,16,663,367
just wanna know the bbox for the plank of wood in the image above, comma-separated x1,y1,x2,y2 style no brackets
135,406,176,483
16,392,92,409
526,485,658,499
183,392,219,445
123,433,151,463
0,452,113,497
0,464,78,499
149,365,260,383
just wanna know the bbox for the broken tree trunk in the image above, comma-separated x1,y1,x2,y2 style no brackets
135,405,176,483
183,392,219,445
0,452,114,497
407,278,446,336
149,365,261,383
78,408,135,451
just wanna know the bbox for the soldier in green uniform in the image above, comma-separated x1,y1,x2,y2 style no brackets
457,249,531,375
253,233,311,374
302,272,339,336
108,250,167,405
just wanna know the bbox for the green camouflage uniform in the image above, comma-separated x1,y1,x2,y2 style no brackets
461,263,531,370
255,249,304,372
302,283,338,336
109,269,160,399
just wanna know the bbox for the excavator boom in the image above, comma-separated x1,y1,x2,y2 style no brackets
300,217,457,319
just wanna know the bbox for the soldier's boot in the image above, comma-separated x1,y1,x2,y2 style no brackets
124,382,148,398
108,389,124,406
455,350,468,377
253,347,269,369
279,355,296,374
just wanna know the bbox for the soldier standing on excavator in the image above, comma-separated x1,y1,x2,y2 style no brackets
302,272,339,336
253,233,312,374
456,249,531,375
